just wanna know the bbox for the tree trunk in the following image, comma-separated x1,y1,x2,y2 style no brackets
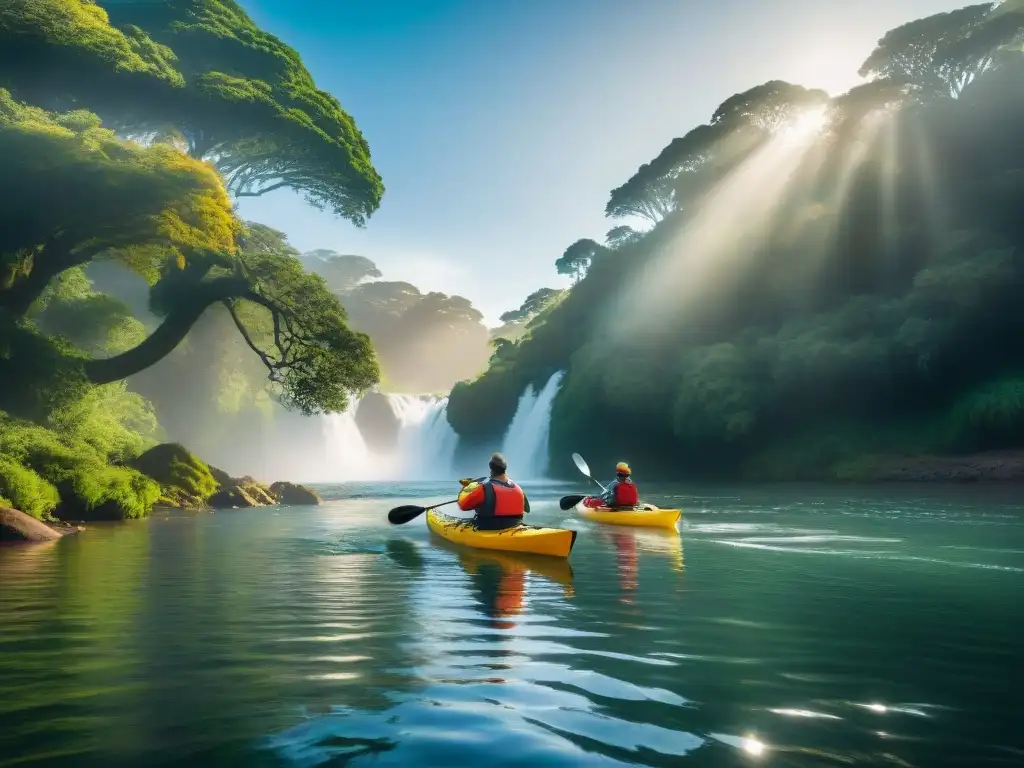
83,276,251,384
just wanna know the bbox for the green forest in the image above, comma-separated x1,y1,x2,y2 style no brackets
0,0,390,521
3,1,1024,528
449,2,1024,480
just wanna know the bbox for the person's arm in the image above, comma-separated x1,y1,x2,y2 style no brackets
457,482,485,511
523,491,531,514
600,481,616,505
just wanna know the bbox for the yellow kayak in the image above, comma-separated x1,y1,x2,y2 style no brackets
425,508,577,559
575,500,681,530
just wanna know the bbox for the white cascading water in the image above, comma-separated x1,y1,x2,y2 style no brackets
499,370,565,479
320,395,459,481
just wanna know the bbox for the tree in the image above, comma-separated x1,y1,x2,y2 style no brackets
605,225,642,249
0,0,384,225
0,93,378,415
499,288,564,324
0,90,238,317
301,251,382,292
604,124,725,223
98,0,384,225
555,239,605,283
0,0,184,110
240,222,300,258
858,4,1008,98
710,81,830,132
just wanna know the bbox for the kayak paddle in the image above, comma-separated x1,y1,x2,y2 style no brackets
571,452,607,492
559,494,585,510
388,498,459,525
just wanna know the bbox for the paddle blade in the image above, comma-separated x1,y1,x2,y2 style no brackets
571,452,591,477
388,505,427,525
559,494,585,511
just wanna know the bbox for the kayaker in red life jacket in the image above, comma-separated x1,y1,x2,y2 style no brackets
457,452,531,531
601,462,640,509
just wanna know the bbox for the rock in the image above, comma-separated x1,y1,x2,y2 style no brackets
354,392,400,452
207,464,233,488
270,481,322,506
0,507,79,542
229,476,275,505
131,443,218,508
207,485,261,509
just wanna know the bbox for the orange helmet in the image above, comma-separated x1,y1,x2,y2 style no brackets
615,462,631,476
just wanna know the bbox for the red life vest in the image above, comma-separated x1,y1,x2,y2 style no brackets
483,479,526,517
613,479,639,507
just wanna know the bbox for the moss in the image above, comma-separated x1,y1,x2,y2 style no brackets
0,455,60,519
131,442,218,507
0,412,160,520
58,464,160,521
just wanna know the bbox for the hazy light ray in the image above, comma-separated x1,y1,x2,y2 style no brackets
879,113,900,289
904,116,949,248
606,120,826,339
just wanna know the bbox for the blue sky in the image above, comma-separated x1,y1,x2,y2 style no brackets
236,0,967,326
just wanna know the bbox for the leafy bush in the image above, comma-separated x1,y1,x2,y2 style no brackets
0,454,60,519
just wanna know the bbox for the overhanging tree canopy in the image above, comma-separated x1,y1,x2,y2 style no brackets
0,0,184,111
0,91,378,415
98,0,384,225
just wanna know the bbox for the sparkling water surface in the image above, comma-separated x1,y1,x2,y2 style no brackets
1,482,1021,767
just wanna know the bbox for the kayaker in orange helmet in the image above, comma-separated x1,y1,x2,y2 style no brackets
600,461,640,509
457,452,531,530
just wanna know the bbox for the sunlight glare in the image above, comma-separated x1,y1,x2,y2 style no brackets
784,106,828,140
742,735,766,756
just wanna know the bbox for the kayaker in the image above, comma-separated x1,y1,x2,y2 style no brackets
600,462,640,510
457,452,530,530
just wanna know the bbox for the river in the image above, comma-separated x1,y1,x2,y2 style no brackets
1,482,1021,767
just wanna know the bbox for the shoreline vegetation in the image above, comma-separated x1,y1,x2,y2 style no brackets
3,1,1024,515
445,3,1024,477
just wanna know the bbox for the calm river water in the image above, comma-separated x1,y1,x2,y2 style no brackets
1,482,1021,767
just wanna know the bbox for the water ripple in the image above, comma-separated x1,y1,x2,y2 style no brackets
1,484,1021,767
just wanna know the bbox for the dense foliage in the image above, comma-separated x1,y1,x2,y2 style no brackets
0,1,384,518
447,2,1024,479
0,0,382,225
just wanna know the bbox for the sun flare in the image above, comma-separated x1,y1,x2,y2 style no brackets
786,106,829,139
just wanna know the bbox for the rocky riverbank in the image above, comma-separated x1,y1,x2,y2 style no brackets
0,507,84,543
1,441,323,543
849,450,1024,483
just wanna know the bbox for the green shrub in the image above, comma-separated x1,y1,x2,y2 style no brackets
0,412,160,520
943,377,1024,452
0,455,60,519
60,464,160,521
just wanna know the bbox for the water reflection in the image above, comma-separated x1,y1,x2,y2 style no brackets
2,487,1022,767
597,527,684,605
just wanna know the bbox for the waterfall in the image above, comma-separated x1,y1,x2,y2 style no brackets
499,370,565,479
319,395,459,481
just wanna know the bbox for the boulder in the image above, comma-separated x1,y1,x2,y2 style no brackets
207,485,261,509
131,443,218,509
354,392,400,452
1,507,78,542
236,476,277,506
270,481,323,506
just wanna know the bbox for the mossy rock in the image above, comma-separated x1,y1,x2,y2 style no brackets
208,485,262,509
270,481,322,506
207,464,233,488
0,455,61,520
239,479,276,506
131,443,218,508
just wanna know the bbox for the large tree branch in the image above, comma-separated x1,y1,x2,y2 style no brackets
83,275,251,385
233,180,291,197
